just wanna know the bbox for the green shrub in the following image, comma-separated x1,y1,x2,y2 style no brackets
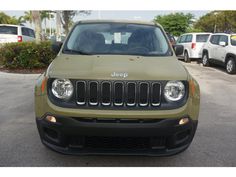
0,41,57,69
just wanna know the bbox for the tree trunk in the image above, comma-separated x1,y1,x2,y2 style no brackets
31,11,42,43
62,11,70,35
44,19,47,34
56,11,62,41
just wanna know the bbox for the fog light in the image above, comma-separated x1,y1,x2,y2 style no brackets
46,116,57,123
179,118,189,125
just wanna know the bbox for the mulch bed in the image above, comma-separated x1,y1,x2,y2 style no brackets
0,66,46,74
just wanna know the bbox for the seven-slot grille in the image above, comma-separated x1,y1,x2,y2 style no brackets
76,81,161,108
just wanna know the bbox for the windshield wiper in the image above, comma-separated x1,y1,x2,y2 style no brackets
63,49,92,55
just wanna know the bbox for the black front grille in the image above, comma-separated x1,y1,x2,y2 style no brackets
76,80,161,108
69,136,166,150
72,117,164,123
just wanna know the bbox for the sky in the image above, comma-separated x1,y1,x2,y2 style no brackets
2,10,209,29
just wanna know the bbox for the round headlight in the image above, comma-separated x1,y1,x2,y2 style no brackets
52,79,74,99
164,81,185,101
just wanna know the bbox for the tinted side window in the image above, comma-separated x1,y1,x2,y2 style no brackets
219,35,228,45
180,35,187,43
22,28,35,38
0,26,17,35
196,34,210,42
185,35,193,43
28,29,35,38
231,35,236,46
177,36,182,43
22,27,29,36
210,35,220,45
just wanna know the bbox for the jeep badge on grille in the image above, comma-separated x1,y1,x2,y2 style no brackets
111,72,128,78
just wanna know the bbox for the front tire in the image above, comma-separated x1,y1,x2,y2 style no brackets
202,53,210,67
184,51,190,63
226,58,236,74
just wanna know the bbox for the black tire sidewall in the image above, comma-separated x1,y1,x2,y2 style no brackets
226,58,236,74
184,51,190,63
202,53,209,67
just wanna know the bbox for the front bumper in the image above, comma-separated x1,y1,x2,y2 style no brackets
36,114,198,156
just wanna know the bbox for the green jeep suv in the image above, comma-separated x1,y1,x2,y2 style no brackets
35,20,200,156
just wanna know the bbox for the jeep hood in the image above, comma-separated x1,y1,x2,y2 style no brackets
47,54,188,80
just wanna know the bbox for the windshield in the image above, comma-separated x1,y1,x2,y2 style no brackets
196,34,210,42
0,26,17,35
63,23,172,56
231,35,236,46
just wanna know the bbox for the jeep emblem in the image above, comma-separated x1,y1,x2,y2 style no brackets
111,72,128,78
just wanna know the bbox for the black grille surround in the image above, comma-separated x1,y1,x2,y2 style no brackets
47,79,189,110
68,136,166,150
76,80,161,108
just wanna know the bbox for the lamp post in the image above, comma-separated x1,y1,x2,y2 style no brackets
56,11,62,42
214,11,218,33
98,10,101,19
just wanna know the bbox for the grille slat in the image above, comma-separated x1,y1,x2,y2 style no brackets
89,81,98,106
76,80,161,108
127,82,136,106
151,83,161,106
76,81,86,105
114,82,124,106
139,82,149,107
101,82,111,106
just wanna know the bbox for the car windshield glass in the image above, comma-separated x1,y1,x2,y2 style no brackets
0,26,17,35
63,23,172,56
196,34,210,42
231,35,236,46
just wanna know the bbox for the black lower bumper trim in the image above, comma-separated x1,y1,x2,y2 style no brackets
36,115,198,156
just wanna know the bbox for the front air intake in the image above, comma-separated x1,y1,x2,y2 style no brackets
76,80,161,108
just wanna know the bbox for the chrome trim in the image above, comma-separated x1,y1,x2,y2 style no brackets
76,81,86,105
101,81,111,106
114,82,124,106
126,82,136,106
151,82,161,107
88,81,99,106
75,80,162,108
139,82,149,107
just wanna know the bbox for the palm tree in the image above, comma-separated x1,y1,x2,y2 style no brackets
31,11,42,43
40,11,53,35
60,10,91,35
0,12,24,25
17,16,26,25
23,11,33,27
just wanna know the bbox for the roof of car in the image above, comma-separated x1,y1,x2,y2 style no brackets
181,32,212,35
0,24,22,27
212,33,236,36
0,24,33,29
76,19,160,26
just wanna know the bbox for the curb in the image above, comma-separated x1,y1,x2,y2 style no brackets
0,71,41,79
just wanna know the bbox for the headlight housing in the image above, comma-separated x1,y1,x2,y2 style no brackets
164,81,185,102
51,79,74,100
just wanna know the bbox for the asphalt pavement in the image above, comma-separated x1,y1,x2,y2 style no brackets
0,62,236,167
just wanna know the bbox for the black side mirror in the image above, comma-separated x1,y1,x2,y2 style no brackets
52,42,63,54
173,45,184,56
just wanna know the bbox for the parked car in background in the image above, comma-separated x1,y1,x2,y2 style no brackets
48,35,66,42
176,32,211,62
0,24,35,44
202,33,236,74
166,32,176,46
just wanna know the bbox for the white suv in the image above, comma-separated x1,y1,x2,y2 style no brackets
0,24,35,44
202,33,236,74
176,32,211,62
